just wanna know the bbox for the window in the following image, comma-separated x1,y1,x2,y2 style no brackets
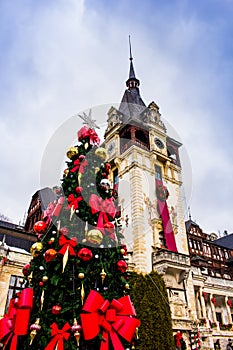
155,165,162,181
159,230,167,248
216,312,223,324
5,275,26,313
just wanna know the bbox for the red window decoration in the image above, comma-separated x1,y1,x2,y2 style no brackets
211,297,217,306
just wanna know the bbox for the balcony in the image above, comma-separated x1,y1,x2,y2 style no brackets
152,248,190,282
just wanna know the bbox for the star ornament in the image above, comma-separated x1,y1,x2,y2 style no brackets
77,109,100,129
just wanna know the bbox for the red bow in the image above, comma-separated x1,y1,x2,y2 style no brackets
52,196,64,217
89,194,116,239
44,322,71,350
70,158,88,174
67,194,83,210
80,290,140,350
77,126,100,145
58,235,77,256
0,288,33,350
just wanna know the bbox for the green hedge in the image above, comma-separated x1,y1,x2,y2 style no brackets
130,271,174,350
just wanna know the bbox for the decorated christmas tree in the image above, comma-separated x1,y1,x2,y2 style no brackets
0,120,140,350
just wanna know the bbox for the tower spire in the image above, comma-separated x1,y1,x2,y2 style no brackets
126,35,139,88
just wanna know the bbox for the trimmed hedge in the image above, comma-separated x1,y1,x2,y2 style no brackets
130,271,174,350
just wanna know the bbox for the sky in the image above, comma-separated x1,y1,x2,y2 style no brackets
0,0,233,235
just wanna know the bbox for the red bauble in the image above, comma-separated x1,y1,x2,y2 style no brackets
22,263,31,276
77,248,93,261
75,186,83,193
33,221,47,234
51,305,62,314
60,227,69,235
39,281,44,287
44,249,57,262
117,260,127,273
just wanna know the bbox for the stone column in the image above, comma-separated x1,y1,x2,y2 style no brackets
130,166,147,272
225,296,232,324
199,287,207,319
210,294,217,325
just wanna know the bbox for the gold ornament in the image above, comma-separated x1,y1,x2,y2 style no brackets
78,272,85,279
19,278,24,285
49,237,55,243
84,142,89,149
62,246,69,273
29,318,41,345
81,283,85,305
100,268,107,284
95,167,100,173
30,242,43,257
78,172,82,184
86,229,103,245
120,248,126,255
66,147,78,159
63,169,69,177
125,283,130,290
95,147,107,160
42,276,48,282
72,318,81,346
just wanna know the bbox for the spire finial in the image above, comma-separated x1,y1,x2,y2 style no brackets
129,35,133,61
188,206,192,220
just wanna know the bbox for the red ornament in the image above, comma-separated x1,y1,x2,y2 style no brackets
77,248,93,262
39,281,44,287
44,249,57,263
52,305,62,314
75,186,83,194
117,260,127,273
121,244,128,256
33,221,47,234
60,227,69,235
22,263,31,276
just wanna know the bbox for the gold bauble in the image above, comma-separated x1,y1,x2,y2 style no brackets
125,283,130,289
66,147,78,159
100,268,107,283
95,147,107,160
120,248,126,255
49,237,55,244
78,272,85,279
42,276,48,282
30,242,43,257
86,229,103,245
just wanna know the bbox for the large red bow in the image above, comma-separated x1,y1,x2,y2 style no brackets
0,288,33,350
89,194,116,239
80,290,140,350
44,322,71,350
58,235,77,256
70,158,88,174
77,126,100,145
67,194,83,210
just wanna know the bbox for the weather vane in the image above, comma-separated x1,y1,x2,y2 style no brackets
77,109,100,129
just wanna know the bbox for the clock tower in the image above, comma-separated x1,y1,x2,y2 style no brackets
104,51,197,340
105,54,189,272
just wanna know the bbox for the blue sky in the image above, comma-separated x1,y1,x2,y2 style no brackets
0,0,233,235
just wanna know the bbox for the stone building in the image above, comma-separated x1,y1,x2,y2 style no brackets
0,220,36,317
104,54,233,349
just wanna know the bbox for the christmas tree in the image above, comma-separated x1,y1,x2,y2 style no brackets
0,122,140,350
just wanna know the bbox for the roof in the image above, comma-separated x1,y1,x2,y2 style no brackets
213,234,233,249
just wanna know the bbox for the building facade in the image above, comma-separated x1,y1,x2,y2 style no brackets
104,56,233,349
0,220,36,317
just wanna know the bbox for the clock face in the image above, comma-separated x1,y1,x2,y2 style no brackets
154,138,165,149
108,141,115,154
